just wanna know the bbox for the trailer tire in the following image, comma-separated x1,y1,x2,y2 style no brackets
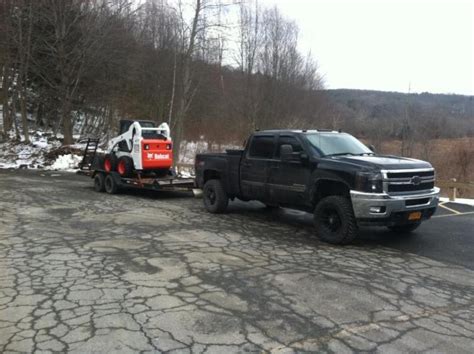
314,196,358,245
117,156,134,177
203,179,228,213
94,173,106,192
104,154,118,172
104,174,119,194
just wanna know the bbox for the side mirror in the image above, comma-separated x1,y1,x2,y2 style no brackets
280,144,294,161
368,144,376,153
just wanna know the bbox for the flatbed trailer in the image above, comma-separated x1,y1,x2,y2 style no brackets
77,138,198,195
78,169,197,195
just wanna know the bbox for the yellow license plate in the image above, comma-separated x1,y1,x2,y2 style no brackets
408,211,422,221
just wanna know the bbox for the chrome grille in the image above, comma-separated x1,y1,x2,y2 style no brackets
382,169,435,194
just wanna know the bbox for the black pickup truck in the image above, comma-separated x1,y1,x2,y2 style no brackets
195,130,439,244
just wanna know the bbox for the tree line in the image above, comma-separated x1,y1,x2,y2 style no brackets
0,0,325,158
1,0,472,162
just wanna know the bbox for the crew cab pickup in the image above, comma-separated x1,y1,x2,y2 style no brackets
195,130,440,244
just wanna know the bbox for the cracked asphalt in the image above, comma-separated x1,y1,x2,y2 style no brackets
1,169,474,353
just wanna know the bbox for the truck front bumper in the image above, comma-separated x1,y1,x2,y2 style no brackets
350,187,440,226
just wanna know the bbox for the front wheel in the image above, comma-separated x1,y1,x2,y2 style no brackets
203,179,228,213
104,154,118,172
314,196,358,244
388,222,421,233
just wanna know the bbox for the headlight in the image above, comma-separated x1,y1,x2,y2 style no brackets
355,171,383,193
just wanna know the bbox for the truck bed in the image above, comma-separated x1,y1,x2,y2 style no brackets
195,149,243,197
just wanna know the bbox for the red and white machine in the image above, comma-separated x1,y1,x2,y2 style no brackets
103,120,173,177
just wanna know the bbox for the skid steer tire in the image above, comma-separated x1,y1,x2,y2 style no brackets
117,156,134,177
104,154,118,172
94,173,106,192
92,155,105,170
314,196,358,245
203,179,228,214
104,174,119,194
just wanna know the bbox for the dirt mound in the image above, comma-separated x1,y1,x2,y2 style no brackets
45,146,84,161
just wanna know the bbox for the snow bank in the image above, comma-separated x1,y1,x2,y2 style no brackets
47,154,82,171
0,129,84,170
440,197,474,207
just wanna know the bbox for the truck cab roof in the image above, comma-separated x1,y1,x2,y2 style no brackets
253,129,342,135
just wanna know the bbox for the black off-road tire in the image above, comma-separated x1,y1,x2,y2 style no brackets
94,173,106,192
203,179,228,213
104,154,118,172
314,196,358,244
104,174,119,194
388,222,421,233
117,156,134,177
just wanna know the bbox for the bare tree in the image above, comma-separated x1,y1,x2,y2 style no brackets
31,0,130,144
0,0,14,137
12,0,35,142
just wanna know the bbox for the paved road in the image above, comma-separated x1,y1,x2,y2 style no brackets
1,169,473,353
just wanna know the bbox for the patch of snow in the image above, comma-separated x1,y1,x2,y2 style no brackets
47,154,82,171
440,197,474,207
0,162,16,169
32,137,49,148
0,131,61,169
178,170,193,178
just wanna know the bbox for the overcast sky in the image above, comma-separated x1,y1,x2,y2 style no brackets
258,0,473,95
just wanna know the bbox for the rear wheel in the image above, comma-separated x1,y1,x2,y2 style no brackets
94,173,105,192
104,174,119,194
314,196,358,244
203,179,228,213
117,156,134,177
104,154,118,172
388,222,421,233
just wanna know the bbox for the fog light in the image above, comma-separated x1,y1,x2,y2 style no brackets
370,206,385,213
144,144,150,150
166,144,172,150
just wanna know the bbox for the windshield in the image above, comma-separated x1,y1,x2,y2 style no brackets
305,133,372,156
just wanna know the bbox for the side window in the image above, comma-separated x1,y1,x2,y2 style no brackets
276,136,303,157
248,136,275,159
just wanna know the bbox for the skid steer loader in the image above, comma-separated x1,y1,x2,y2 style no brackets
99,120,173,178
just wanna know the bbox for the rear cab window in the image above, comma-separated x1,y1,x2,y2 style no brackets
248,135,276,159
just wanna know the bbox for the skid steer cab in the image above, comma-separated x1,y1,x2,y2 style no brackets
103,120,173,177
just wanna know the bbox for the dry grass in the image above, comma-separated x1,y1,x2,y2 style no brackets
373,137,474,198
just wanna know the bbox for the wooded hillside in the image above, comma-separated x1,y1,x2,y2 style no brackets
0,0,324,159
1,0,473,163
